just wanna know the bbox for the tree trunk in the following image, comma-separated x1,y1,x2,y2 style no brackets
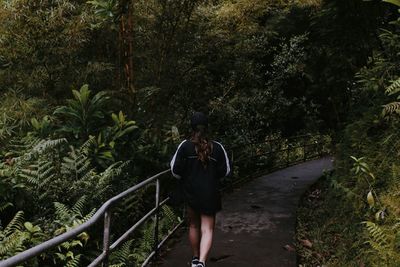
118,0,135,104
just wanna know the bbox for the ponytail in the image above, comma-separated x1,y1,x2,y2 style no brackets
190,127,213,166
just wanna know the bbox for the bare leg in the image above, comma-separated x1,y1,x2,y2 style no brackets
187,206,201,258
199,213,215,264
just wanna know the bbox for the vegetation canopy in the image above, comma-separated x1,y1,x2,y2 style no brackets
0,0,399,265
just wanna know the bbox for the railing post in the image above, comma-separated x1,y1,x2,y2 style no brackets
102,210,111,267
286,141,290,167
154,179,160,260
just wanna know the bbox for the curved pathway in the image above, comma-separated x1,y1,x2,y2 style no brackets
158,157,333,267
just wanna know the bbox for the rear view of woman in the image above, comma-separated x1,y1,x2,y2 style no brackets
170,112,230,267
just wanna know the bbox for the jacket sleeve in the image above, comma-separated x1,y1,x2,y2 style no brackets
215,141,231,178
170,140,187,179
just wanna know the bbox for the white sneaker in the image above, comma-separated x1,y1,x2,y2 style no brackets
191,257,199,267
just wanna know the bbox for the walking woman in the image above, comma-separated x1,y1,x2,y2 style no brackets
170,112,230,267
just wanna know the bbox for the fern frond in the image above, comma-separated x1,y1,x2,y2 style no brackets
364,221,389,247
110,239,133,265
141,221,154,252
80,136,97,153
16,138,67,163
0,202,13,213
0,231,27,256
382,196,400,216
71,196,87,216
102,161,129,179
0,212,27,258
62,146,92,180
81,208,96,223
19,168,40,185
385,77,400,95
19,160,55,195
3,211,24,236
161,205,178,228
54,202,72,221
65,255,81,267
383,102,400,117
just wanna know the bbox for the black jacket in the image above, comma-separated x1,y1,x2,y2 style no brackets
170,140,230,214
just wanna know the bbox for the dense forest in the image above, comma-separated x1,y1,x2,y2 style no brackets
0,0,399,266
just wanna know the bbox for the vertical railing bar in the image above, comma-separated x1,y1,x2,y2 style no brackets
153,179,160,261
286,139,290,167
102,210,111,267
317,136,322,157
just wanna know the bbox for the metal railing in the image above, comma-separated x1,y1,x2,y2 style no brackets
226,134,331,187
0,169,183,267
0,133,331,267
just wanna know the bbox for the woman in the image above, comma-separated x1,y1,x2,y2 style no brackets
170,112,230,267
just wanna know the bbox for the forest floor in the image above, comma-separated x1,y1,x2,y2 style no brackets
154,157,333,267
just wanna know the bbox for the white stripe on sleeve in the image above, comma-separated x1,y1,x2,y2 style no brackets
215,141,230,176
170,140,186,179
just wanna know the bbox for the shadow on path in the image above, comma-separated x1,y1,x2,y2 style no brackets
156,157,333,267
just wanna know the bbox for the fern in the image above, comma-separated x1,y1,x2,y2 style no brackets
110,240,134,266
52,197,94,267
159,205,180,235
383,78,400,117
3,211,25,236
141,221,155,252
0,211,27,259
65,255,81,267
364,221,389,247
71,196,87,217
20,160,55,187
54,196,95,227
0,202,13,213
385,77,400,95
382,102,400,116
15,138,66,164
54,202,74,223
61,146,93,180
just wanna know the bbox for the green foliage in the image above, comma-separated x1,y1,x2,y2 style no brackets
0,211,44,262
109,240,134,267
383,78,400,117
296,176,364,266
297,12,400,266
54,84,110,140
0,90,49,146
51,197,94,267
0,0,114,96
0,0,396,266
87,0,119,26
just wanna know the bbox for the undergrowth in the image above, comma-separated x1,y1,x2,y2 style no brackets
296,174,365,267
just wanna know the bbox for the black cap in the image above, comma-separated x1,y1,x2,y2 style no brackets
190,112,208,131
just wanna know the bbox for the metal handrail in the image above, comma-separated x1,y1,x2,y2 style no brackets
229,133,323,152
231,134,328,164
0,169,175,267
0,133,331,267
225,134,331,188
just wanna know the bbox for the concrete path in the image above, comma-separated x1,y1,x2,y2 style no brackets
156,157,333,267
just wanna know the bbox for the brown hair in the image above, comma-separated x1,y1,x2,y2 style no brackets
190,127,213,166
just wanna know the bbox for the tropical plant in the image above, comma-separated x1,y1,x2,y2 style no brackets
383,77,400,117
52,197,95,267
54,84,110,140
0,211,44,262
